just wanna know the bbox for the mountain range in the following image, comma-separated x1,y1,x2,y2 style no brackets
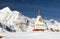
0,7,60,32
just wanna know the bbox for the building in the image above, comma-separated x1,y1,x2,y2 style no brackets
33,9,47,31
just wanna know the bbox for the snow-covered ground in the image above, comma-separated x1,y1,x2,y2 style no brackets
0,32,60,39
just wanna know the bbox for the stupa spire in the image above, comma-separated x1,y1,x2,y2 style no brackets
38,9,40,16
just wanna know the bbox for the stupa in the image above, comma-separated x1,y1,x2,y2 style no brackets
33,9,47,31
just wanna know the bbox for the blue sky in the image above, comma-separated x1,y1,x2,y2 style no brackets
0,0,60,20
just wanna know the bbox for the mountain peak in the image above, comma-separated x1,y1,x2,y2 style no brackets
1,7,11,12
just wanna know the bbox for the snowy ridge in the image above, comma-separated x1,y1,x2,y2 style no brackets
0,7,34,32
0,7,60,32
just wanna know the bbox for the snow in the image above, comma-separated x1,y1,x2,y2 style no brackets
0,7,60,39
0,32,60,39
0,7,60,32
0,7,31,32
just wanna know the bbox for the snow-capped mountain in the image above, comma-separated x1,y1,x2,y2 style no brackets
43,19,60,32
0,7,60,32
0,7,35,32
